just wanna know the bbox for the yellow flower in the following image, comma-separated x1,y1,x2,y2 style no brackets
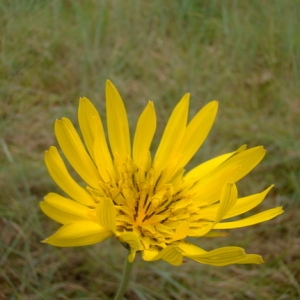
40,80,283,266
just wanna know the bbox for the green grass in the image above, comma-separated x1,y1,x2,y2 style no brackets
1,0,300,299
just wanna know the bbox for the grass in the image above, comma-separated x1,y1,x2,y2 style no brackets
1,0,300,299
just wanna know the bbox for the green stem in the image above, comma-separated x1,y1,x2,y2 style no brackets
114,249,134,300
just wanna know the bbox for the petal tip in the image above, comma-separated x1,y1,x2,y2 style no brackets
79,97,87,103
106,79,114,88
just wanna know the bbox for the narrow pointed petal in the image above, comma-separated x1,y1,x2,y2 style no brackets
96,198,116,232
191,147,266,205
234,254,264,264
202,231,230,238
106,80,131,158
177,241,207,256
214,182,238,224
40,193,91,224
45,147,95,206
78,97,114,180
214,207,284,229
118,232,141,262
217,146,266,183
93,116,114,182
185,182,235,238
191,164,240,206
184,145,246,181
43,221,112,247
78,97,100,161
133,101,156,170
223,185,274,219
176,101,218,168
187,246,247,266
151,246,183,266
154,93,190,172
178,242,263,266
55,118,101,189
197,186,273,220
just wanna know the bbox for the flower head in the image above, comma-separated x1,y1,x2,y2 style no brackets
41,80,283,266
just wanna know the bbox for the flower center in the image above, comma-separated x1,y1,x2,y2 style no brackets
96,156,194,250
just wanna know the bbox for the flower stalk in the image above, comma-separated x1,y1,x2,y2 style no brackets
114,249,134,300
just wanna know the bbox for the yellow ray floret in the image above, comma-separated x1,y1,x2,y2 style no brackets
41,80,283,266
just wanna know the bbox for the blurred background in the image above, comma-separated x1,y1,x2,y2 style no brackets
0,1,299,299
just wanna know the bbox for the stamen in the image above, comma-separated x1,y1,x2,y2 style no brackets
157,207,168,214
155,173,162,186
152,185,156,195
147,211,155,220
135,200,139,213
160,199,168,207
161,217,168,223
173,189,182,200
145,201,152,214
160,200,173,212
143,194,149,208
142,211,155,222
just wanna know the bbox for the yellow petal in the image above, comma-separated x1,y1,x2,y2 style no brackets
188,221,214,237
151,246,183,266
40,193,91,224
106,80,131,159
184,145,245,181
223,185,274,219
214,182,238,224
177,241,207,256
216,146,266,183
151,157,180,188
45,147,95,206
176,101,218,168
191,146,266,205
234,254,264,264
154,93,190,174
185,246,247,266
43,221,112,247
214,207,284,229
78,98,114,180
172,221,189,241
202,231,230,238
93,116,114,182
96,198,116,232
142,249,159,261
118,232,141,262
78,97,100,162
177,242,256,266
191,164,240,206
55,118,101,189
133,101,156,170
199,185,274,220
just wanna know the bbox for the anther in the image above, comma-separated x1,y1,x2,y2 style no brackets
143,194,149,208
145,201,152,214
